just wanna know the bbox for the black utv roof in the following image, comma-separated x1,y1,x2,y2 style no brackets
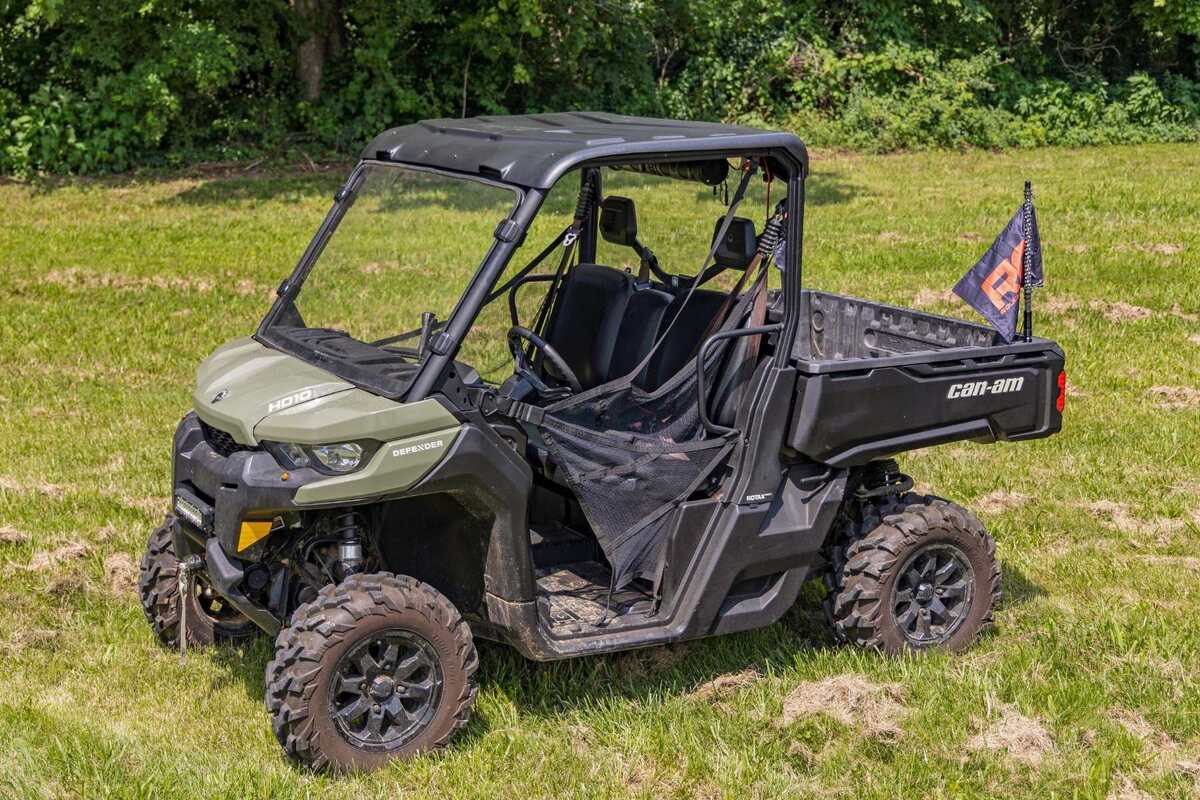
363,112,808,189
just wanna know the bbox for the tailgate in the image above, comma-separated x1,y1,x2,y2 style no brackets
787,346,1065,467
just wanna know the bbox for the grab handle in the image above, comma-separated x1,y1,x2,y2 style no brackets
507,274,556,327
696,323,782,436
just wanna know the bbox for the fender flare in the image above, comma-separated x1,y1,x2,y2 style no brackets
405,422,536,603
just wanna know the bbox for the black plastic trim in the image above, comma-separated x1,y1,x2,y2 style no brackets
787,347,1064,466
404,422,536,603
204,537,281,635
173,413,328,559
477,465,846,661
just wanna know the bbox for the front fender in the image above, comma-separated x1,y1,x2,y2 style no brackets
403,423,535,604
293,426,461,505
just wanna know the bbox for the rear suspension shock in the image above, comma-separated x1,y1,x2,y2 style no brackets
757,202,786,261
854,459,913,499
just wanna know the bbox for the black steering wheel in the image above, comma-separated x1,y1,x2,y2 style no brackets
507,326,583,396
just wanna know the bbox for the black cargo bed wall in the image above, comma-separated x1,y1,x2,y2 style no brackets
793,290,998,362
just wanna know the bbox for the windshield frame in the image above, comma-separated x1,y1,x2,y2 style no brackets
255,160,527,398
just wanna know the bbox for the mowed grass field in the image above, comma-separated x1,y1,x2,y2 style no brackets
1,143,1198,799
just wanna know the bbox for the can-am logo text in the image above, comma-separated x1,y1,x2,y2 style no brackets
393,440,444,458
946,376,1024,399
267,389,314,413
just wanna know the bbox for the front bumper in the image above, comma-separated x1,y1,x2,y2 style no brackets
172,412,323,560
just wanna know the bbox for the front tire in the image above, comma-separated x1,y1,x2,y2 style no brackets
265,573,478,772
138,515,258,648
824,493,1001,654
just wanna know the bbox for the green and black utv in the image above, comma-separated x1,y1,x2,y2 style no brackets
139,113,1065,772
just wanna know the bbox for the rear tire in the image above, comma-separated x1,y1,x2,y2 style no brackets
138,515,258,648
824,493,1001,654
265,572,478,772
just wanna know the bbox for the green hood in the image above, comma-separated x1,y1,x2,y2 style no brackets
194,338,460,454
193,338,462,503
194,338,353,444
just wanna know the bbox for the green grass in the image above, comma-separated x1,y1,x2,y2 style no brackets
1,144,1198,799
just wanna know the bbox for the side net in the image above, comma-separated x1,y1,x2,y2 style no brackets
520,161,779,592
536,288,756,590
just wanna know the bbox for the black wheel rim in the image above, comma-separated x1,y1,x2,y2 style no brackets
329,629,444,751
192,573,250,627
892,543,975,646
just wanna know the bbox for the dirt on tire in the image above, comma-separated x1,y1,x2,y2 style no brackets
264,572,478,773
138,515,257,648
824,493,1001,654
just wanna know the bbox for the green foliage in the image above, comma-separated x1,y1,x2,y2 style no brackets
1,0,1198,174
0,0,293,173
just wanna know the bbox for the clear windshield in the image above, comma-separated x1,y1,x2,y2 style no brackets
261,163,521,394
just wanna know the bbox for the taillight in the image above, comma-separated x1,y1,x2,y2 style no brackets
1056,370,1066,413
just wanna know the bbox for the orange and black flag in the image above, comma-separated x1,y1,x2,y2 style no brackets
954,198,1043,342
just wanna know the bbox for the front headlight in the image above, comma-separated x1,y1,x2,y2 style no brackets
263,440,373,475
310,442,363,473
274,441,310,468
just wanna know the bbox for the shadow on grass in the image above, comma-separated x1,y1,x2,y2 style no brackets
5,159,352,198
201,590,835,739
163,173,345,207
167,169,524,213
807,169,864,206
470,563,1044,729
999,559,1045,606
206,636,274,697
5,156,865,216
202,565,1039,755
473,590,836,719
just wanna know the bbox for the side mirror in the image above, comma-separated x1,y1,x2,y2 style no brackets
599,196,638,247
711,217,758,269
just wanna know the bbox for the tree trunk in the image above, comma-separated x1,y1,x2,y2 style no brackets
292,0,340,102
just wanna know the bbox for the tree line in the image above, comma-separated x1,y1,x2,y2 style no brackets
1,0,1196,174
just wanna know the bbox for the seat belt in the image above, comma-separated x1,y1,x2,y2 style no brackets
484,225,570,305
694,250,761,352
744,268,771,363
529,232,578,340
743,204,787,363
693,204,783,405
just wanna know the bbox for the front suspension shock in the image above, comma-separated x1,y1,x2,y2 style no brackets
332,511,367,577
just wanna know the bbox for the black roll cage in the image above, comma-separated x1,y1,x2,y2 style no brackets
413,148,806,403
255,147,806,405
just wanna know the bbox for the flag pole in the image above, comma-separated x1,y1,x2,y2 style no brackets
1021,181,1034,342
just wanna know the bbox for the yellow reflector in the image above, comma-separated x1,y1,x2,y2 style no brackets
237,520,273,551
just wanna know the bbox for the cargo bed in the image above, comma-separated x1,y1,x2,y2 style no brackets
774,290,1065,466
